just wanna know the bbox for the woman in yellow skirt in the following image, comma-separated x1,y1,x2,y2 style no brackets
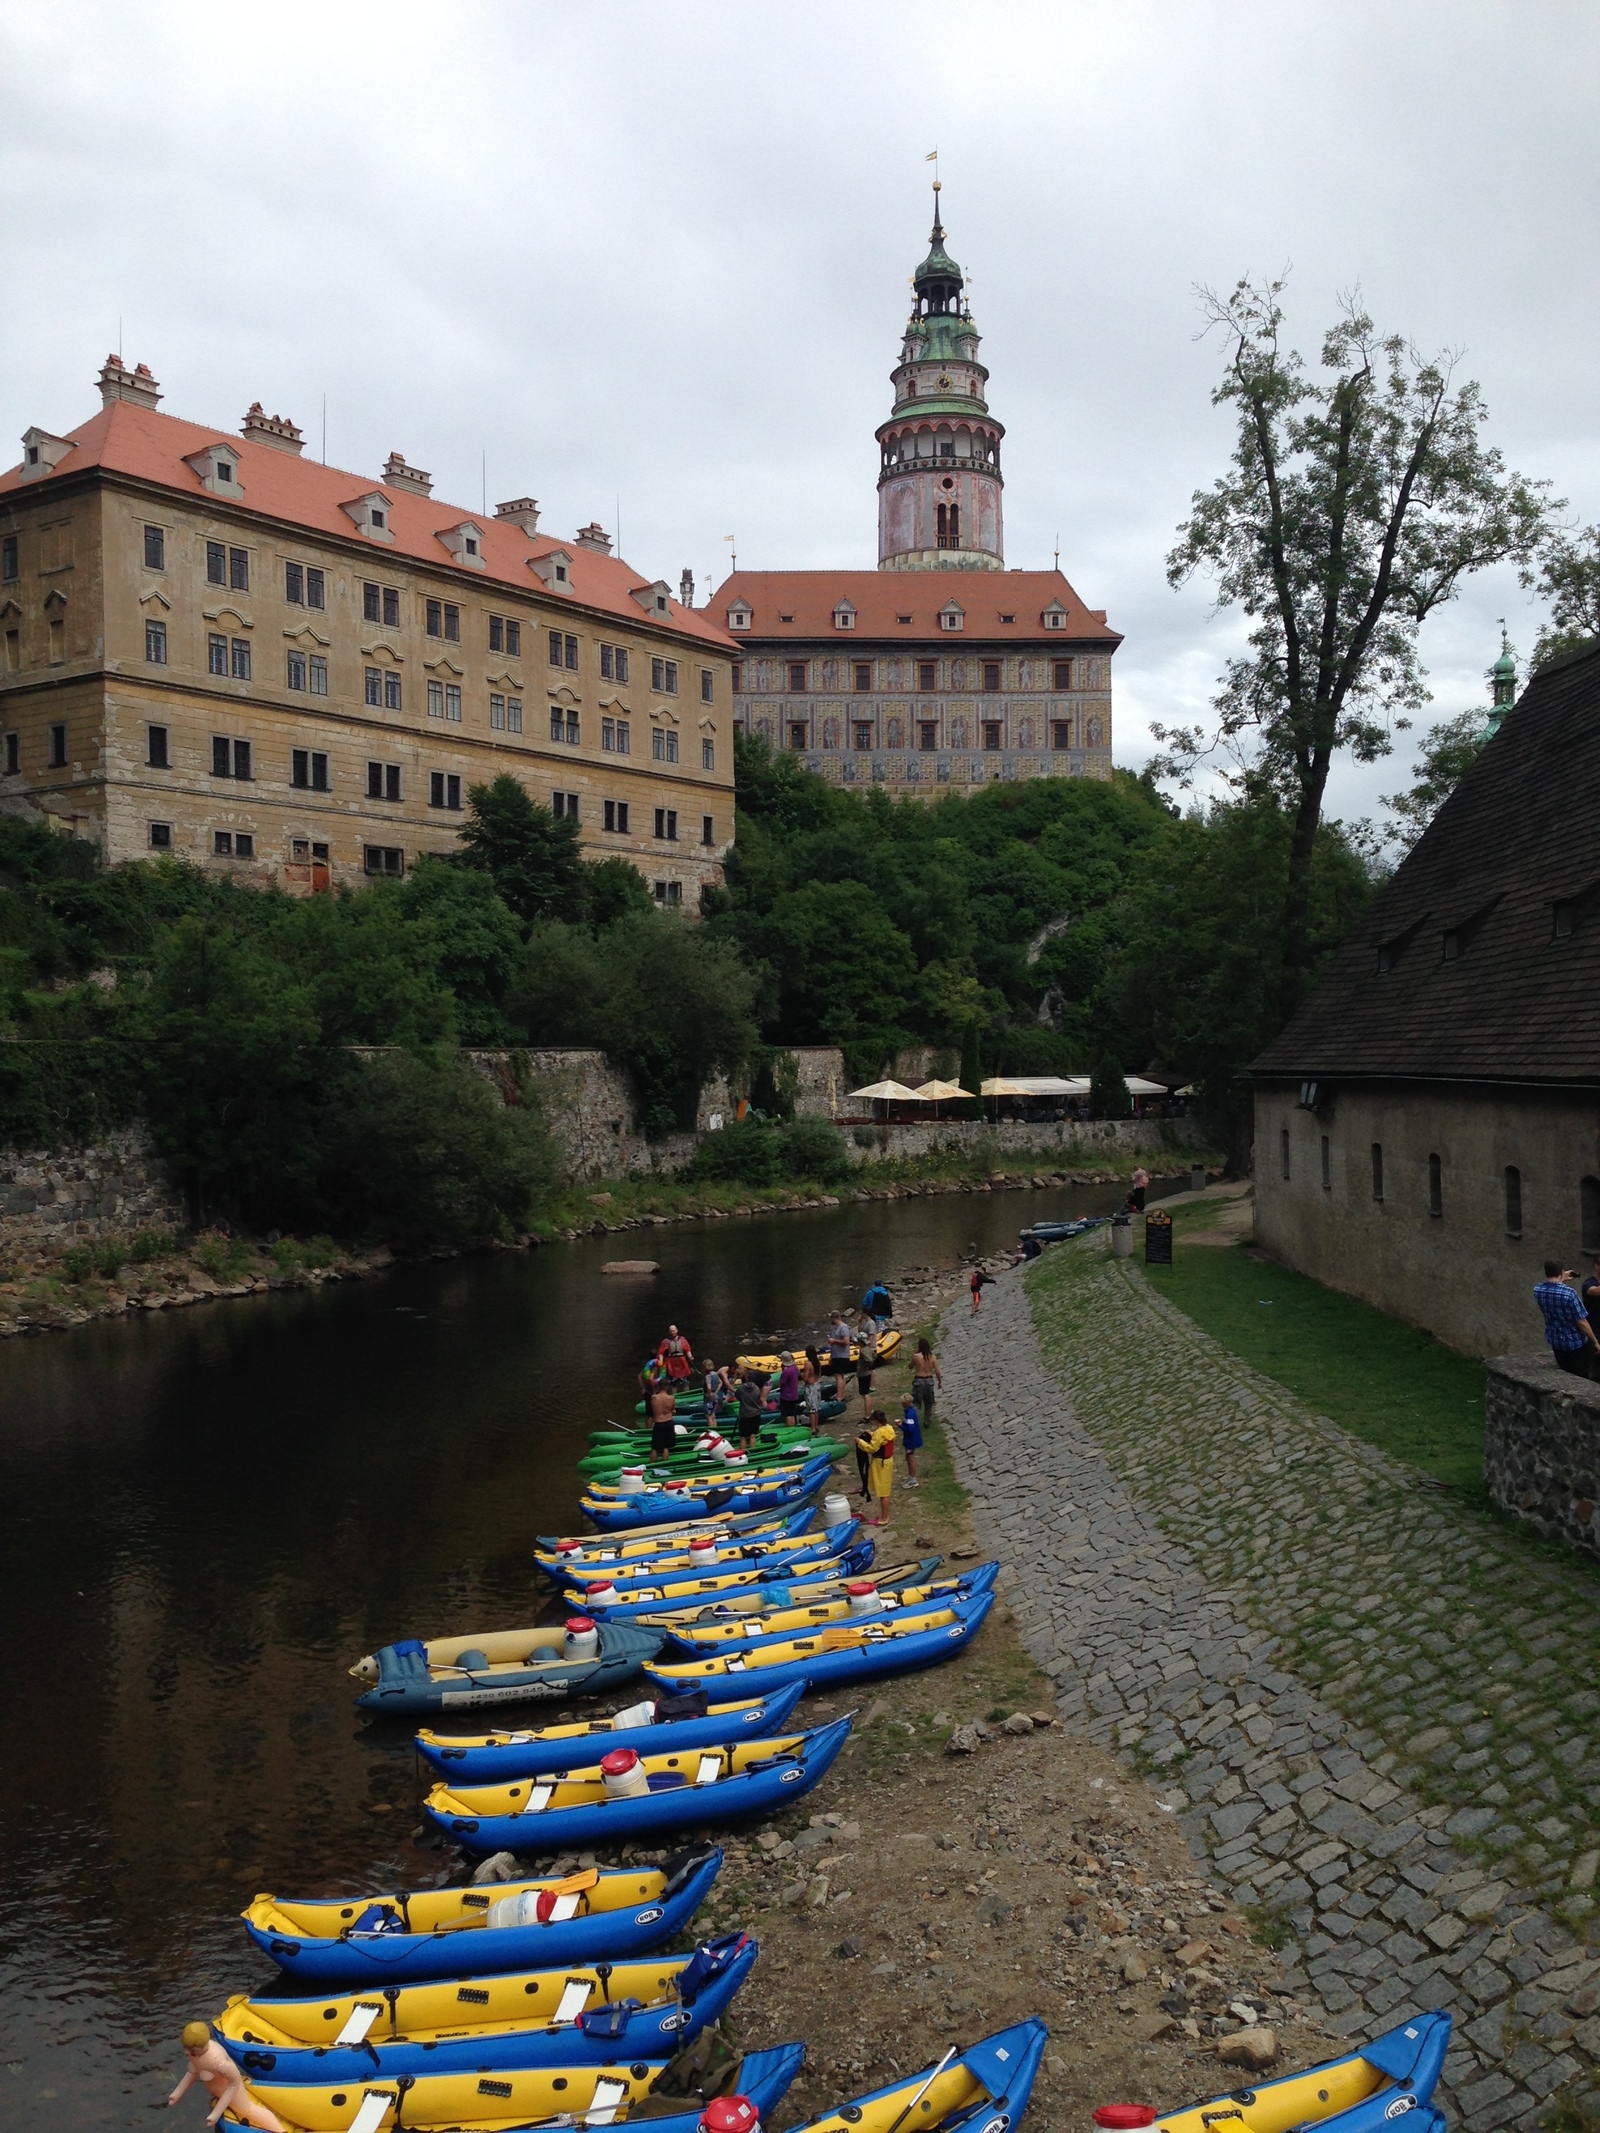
857,1409,896,1527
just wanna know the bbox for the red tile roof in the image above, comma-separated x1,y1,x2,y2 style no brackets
0,398,736,651
708,569,1120,643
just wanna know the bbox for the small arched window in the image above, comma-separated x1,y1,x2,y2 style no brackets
1505,1165,1523,1238
1582,1175,1600,1254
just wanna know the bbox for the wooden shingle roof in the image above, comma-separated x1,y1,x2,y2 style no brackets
1253,640,1600,1088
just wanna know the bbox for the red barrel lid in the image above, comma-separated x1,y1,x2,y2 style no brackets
700,2098,759,2133
565,1615,597,1634
1094,2111,1158,2129
557,1539,582,1553
600,1747,640,1775
846,1581,876,1596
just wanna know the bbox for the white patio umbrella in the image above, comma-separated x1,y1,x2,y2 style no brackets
914,1077,975,1117
846,1079,931,1120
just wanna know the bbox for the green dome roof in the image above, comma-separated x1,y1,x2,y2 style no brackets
1493,647,1516,681
915,233,962,288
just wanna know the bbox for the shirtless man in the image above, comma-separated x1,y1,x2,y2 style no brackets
168,2023,285,2131
648,1378,679,1457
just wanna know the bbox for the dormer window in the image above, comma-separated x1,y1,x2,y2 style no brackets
438,521,487,572
530,548,574,593
939,602,964,632
466,536,478,556
185,442,247,499
216,461,235,484
630,578,674,619
341,491,394,542
833,602,857,631
369,507,384,527
1042,602,1068,631
727,604,751,631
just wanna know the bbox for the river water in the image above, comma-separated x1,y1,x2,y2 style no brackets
0,1173,1156,2128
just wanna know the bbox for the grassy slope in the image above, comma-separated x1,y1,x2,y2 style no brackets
1142,1206,1487,1494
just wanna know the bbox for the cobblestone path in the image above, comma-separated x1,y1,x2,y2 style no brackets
938,1242,1600,2130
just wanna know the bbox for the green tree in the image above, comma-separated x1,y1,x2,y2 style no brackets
1379,708,1489,854
456,774,585,924
582,855,655,928
396,859,522,1044
1160,277,1553,1009
1528,523,1600,667
1089,1051,1129,1119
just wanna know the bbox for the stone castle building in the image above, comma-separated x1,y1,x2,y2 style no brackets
713,188,1119,796
0,358,736,900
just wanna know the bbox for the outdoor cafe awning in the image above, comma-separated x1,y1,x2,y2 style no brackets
914,1079,975,1100
846,1080,930,1102
1124,1075,1169,1095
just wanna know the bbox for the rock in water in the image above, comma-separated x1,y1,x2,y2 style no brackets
1216,2028,1279,2071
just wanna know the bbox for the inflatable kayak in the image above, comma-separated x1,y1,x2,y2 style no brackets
239,2055,666,2133
549,1520,863,1593
1142,2008,1451,2130
352,1622,666,1716
414,1682,809,1785
784,2019,1047,2133
581,1459,833,1534
567,1539,877,1621
582,1451,826,1500
215,1931,758,2084
577,1435,848,1484
218,2042,805,2133
427,1716,853,1856
241,1848,722,1987
645,1589,996,1696
737,1329,902,1370
1019,1217,1106,1243
662,1563,997,1649
534,1505,815,1581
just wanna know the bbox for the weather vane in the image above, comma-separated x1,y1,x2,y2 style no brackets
724,532,737,572
926,147,940,192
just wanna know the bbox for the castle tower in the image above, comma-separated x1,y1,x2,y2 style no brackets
876,185,1005,573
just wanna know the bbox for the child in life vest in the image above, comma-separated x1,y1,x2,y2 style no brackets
168,2023,285,2130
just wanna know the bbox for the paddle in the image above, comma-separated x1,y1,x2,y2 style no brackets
884,2046,959,2133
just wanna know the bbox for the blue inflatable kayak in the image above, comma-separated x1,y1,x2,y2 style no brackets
240,1847,722,1987
784,2020,1048,2133
426,1717,854,1856
644,1589,997,1698
581,1456,834,1533
412,1682,808,1785
660,1562,997,1654
570,1539,879,1619
553,1520,865,1596
351,1620,666,1716
215,1931,758,2084
1142,2009,1451,2131
534,1505,815,1581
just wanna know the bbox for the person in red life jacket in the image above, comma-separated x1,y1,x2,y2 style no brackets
657,1324,695,1382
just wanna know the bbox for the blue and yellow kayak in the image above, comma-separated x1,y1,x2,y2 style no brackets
645,1589,996,1696
533,1504,814,1581
413,1681,809,1785
582,1456,834,1533
1141,2008,1451,2130
661,1562,997,1648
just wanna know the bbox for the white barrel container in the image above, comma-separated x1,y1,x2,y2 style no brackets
601,1747,650,1798
586,1580,620,1609
688,1535,720,1565
822,1493,853,1529
563,1615,600,1660
618,1464,647,1487
846,1580,881,1615
556,1538,585,1560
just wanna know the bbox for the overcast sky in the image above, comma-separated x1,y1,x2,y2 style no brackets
3,1,1595,824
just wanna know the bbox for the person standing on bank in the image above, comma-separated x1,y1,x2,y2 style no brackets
899,1394,923,1484
735,1367,768,1448
857,1409,896,1526
855,1317,879,1417
776,1351,802,1428
1534,1260,1600,1377
802,1346,824,1433
648,1379,679,1458
911,1337,941,1422
828,1312,853,1375
1131,1164,1150,1213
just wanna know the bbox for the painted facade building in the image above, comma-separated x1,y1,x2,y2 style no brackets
712,189,1119,796
0,358,737,900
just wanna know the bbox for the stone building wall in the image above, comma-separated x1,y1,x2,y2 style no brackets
1254,1077,1600,1355
837,1115,1210,1168
0,1124,186,1245
1484,1352,1600,1558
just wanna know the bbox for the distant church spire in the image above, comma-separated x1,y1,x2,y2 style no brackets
875,189,1005,573
1485,623,1517,738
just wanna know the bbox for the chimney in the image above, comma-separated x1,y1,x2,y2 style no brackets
383,451,433,497
241,403,305,455
97,355,162,411
679,567,695,609
575,521,613,555
495,496,541,535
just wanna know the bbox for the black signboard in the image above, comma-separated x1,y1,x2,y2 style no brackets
1144,1209,1173,1265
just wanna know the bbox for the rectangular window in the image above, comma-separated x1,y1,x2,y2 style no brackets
982,661,1001,693
1321,1134,1331,1190
1429,1152,1443,1218
429,771,463,810
702,737,715,771
614,718,629,755
489,615,503,653
601,716,614,750
702,814,715,847
490,692,506,730
4,732,18,775
235,739,252,779
363,582,381,623
213,830,233,856
145,619,168,664
231,638,251,681
206,540,226,586
787,660,807,692
919,721,937,752
564,633,579,670
443,604,459,643
236,833,255,859
1051,719,1072,750
565,710,580,745
208,634,228,677
918,660,937,691
552,791,579,822
652,656,678,694
654,879,683,906
1505,1165,1523,1238
367,761,402,802
651,728,679,763
212,735,231,777
654,807,678,841
48,723,67,769
853,721,873,752
506,695,522,733
982,721,1002,751
384,673,401,711
549,629,564,666
1371,1143,1384,1201
426,599,442,637
147,725,169,769
149,822,172,850
307,567,324,610
285,561,304,604
789,722,808,751
229,547,249,591
505,618,520,657
701,669,714,705
731,662,742,691
603,799,630,834
1053,659,1072,689
287,649,307,690
291,749,330,791
383,587,400,628
600,643,612,680
428,680,444,718
1,534,17,581
309,655,327,695
444,684,461,722
365,666,382,707
550,705,564,742
143,525,165,570
364,845,404,877
853,662,871,691
1280,1127,1291,1180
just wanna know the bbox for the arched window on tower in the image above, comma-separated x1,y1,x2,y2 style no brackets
937,503,960,550
937,503,947,547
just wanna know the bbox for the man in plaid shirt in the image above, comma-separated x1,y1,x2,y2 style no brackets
1533,1260,1600,1379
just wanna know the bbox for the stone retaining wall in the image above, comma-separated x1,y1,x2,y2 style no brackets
838,1115,1210,1165
0,1125,187,1245
1484,1353,1600,1557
